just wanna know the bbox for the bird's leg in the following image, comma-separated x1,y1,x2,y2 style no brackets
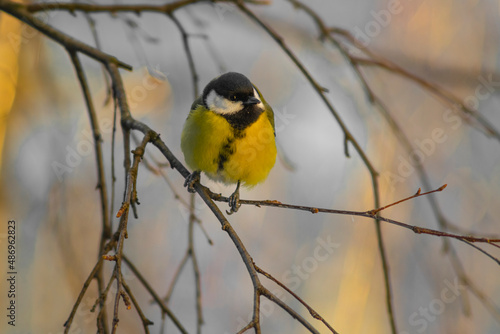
227,181,241,215
184,170,201,193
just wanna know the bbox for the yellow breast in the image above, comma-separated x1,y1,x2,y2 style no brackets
181,106,277,187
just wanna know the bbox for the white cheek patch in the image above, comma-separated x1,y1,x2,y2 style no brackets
253,88,265,110
206,90,243,115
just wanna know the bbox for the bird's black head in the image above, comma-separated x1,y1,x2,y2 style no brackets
203,72,257,105
203,72,264,130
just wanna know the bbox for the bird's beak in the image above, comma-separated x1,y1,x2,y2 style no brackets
243,96,260,105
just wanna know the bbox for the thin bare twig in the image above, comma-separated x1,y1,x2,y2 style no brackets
206,188,500,246
122,279,154,333
367,184,448,216
67,49,112,333
163,252,190,304
63,257,104,331
0,2,131,70
93,265,116,332
169,12,199,97
23,0,271,15
112,134,151,333
122,255,189,334
255,265,339,334
189,195,204,333
350,56,500,140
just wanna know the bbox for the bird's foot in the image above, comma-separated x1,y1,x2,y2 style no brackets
226,181,241,215
184,171,201,193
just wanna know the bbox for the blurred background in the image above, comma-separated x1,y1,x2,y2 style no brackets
0,0,499,333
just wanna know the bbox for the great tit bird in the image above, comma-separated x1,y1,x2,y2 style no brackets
181,72,277,214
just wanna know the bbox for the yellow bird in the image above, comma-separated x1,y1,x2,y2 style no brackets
181,72,277,213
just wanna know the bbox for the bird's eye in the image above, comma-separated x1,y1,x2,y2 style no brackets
231,95,237,101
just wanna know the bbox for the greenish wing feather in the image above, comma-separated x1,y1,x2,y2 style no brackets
188,96,204,116
264,102,275,136
254,85,276,136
